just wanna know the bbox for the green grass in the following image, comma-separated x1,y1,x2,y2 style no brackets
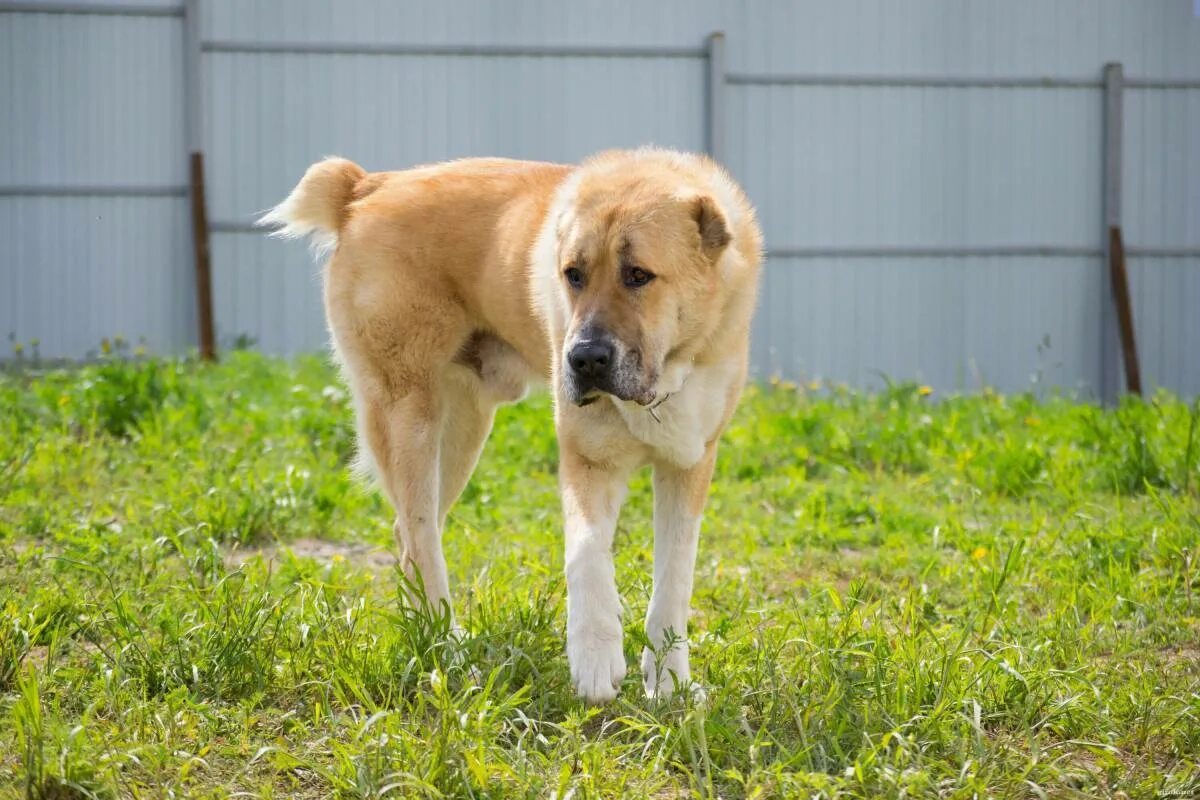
1,350,1198,799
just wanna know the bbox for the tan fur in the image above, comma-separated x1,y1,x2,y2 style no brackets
262,148,762,701
258,158,366,253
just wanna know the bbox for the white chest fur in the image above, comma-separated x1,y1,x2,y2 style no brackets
610,359,740,469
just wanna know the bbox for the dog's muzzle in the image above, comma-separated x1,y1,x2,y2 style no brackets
567,339,614,383
563,335,654,406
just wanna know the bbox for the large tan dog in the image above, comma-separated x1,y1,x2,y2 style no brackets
262,148,762,702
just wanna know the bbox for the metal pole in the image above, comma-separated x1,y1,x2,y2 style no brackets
1100,63,1124,404
183,0,202,155
726,72,1102,89
0,2,181,15
1108,226,1142,396
203,40,706,58
189,153,216,361
706,32,726,164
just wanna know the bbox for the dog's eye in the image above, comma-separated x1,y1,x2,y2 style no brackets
563,267,585,289
622,265,655,289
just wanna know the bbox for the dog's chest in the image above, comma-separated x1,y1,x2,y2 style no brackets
612,360,738,468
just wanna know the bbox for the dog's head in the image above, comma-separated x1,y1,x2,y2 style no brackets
541,151,750,408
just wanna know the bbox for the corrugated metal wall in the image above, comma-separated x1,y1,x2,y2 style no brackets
0,2,192,358
1125,84,1200,398
2,0,1198,397
722,1,1200,396
733,83,1105,392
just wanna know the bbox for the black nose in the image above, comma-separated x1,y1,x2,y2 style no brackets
567,340,614,378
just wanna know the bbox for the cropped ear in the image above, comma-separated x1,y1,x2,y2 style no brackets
692,195,732,254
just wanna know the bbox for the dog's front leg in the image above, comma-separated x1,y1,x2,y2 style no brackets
560,448,631,703
642,443,718,698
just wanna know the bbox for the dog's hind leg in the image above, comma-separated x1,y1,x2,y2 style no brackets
360,386,454,617
327,255,472,620
437,367,497,527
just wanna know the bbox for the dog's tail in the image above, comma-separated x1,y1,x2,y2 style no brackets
257,157,366,254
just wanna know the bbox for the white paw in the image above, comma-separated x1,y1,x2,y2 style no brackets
568,626,627,703
641,645,697,700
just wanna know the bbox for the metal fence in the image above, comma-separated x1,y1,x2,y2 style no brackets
2,0,1199,399
727,61,1200,400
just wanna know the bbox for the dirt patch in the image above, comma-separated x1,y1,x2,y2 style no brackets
6,539,32,556
22,640,101,674
26,645,49,670
225,537,397,572
837,547,867,561
1160,645,1200,670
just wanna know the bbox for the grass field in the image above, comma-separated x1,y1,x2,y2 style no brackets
1,350,1199,799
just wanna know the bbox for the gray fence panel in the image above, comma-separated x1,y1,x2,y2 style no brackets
210,233,325,355
202,0,732,51
1124,88,1200,249
0,11,183,186
731,84,1102,250
731,78,1108,394
0,196,191,357
201,1,1200,79
1131,257,1200,399
727,1,1199,396
729,0,1200,78
1122,84,1200,397
752,255,1101,395
0,5,190,358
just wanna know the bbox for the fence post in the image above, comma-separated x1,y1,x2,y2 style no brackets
1107,226,1142,396
183,0,202,155
189,152,216,361
1100,62,1124,404
706,32,726,164
183,0,215,359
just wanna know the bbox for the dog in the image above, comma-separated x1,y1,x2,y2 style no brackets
261,148,762,702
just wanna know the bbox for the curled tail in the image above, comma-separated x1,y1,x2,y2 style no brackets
257,157,366,253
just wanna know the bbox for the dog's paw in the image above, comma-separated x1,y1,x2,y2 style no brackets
641,645,695,700
568,627,627,703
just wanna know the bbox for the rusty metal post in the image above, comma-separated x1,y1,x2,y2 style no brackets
1107,226,1141,396
189,152,216,361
